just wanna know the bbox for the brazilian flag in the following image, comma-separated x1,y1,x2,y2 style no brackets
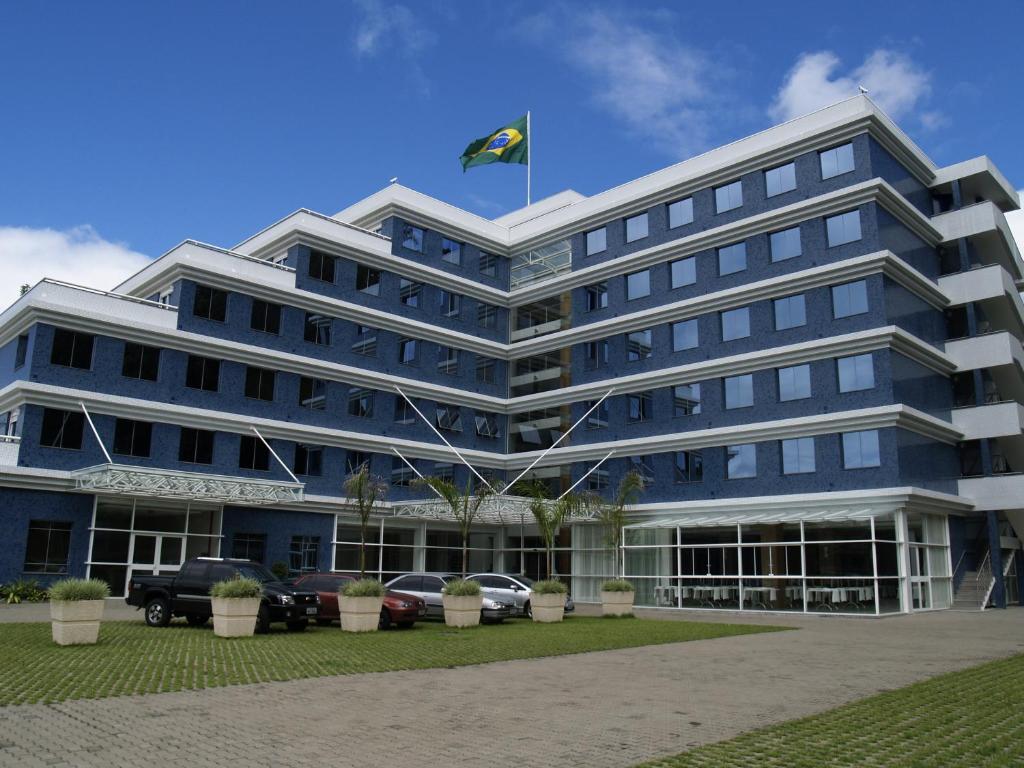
459,115,529,172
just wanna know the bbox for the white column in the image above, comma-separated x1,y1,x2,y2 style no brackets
896,509,913,614
870,516,880,616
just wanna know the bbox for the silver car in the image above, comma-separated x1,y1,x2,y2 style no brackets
384,573,514,623
466,573,576,618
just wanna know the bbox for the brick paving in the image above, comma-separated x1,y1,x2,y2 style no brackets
1,607,1022,767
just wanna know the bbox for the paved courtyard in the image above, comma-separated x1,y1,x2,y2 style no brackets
1,607,1022,768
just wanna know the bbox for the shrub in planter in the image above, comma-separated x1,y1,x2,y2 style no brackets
442,578,483,628
210,577,263,638
530,579,568,623
48,578,110,646
339,579,385,633
600,578,636,617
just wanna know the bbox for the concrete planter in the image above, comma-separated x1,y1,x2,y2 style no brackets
600,590,635,617
211,597,260,638
443,594,482,628
530,592,565,623
50,600,105,646
340,595,383,633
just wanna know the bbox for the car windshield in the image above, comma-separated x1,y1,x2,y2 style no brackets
234,564,280,583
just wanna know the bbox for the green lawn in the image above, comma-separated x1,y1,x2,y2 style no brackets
638,653,1024,768
0,616,783,706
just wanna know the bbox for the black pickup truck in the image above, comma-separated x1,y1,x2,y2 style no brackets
126,557,320,632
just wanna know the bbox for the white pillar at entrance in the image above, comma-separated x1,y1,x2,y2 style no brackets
896,509,913,614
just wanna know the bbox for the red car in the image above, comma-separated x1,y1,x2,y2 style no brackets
292,573,425,630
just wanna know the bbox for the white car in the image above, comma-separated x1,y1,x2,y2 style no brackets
466,573,575,618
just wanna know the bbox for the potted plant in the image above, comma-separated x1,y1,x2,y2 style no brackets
344,463,388,577
442,578,483,628
530,579,568,623
339,578,385,632
414,476,493,576
597,470,645,581
210,576,263,638
49,578,110,645
600,579,636,616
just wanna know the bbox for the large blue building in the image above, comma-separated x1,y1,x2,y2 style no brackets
2,95,1021,615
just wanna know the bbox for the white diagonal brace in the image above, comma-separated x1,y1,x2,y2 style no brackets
558,450,615,500
391,447,447,502
251,426,302,485
79,402,113,464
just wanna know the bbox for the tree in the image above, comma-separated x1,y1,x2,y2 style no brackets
19,284,30,296
343,463,388,578
519,481,593,579
597,470,645,578
414,475,494,575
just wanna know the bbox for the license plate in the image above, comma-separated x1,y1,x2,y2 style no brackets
305,607,318,615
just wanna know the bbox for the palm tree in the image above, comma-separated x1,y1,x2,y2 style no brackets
414,475,494,576
518,481,594,579
597,470,645,578
343,464,388,578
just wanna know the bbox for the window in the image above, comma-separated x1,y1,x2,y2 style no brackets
774,294,807,330
192,285,227,321
308,250,337,283
433,462,454,483
346,451,369,475
765,162,796,197
391,455,415,487
625,213,648,243
185,355,220,392
627,391,653,422
837,353,875,392
820,142,855,179
475,412,500,438
244,366,275,401
399,279,422,308
293,444,323,477
14,334,28,368
436,404,462,432
439,290,461,318
232,533,266,563
112,419,152,458
585,282,609,311
39,408,83,450
356,265,381,296
586,399,609,429
629,455,655,485
626,269,651,300
475,356,496,384
586,464,609,491
437,346,458,375
670,257,696,289
826,210,862,247
398,337,418,365
289,536,320,575
441,238,461,265
718,242,747,276
586,227,607,256
348,388,374,418
584,339,608,370
832,280,869,318
627,329,652,361
250,299,281,334
725,374,754,409
672,319,698,351
50,328,93,369
721,306,750,341
726,443,756,479
782,437,816,474
479,251,497,276
238,435,270,471
674,451,703,483
122,342,159,381
23,521,72,574
394,397,415,425
352,325,377,356
178,427,214,464
303,312,332,345
715,180,743,213
401,225,424,252
770,226,802,262
298,376,326,410
673,383,701,416
478,302,497,328
668,197,694,228
842,430,881,469
778,364,811,401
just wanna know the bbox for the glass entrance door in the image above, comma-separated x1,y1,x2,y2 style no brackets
127,533,186,594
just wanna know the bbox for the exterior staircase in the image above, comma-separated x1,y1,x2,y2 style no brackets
952,569,992,610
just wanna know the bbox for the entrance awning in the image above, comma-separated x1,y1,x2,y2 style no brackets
390,493,600,526
626,507,890,529
71,464,304,505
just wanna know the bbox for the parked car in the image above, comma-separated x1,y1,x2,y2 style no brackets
291,573,426,630
384,573,514,622
465,573,576,618
126,557,321,632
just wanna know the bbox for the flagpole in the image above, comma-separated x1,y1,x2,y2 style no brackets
526,110,531,207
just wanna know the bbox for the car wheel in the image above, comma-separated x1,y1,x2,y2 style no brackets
255,604,271,634
185,614,209,627
286,620,308,632
524,601,532,619
396,621,415,629
378,609,391,631
144,597,171,627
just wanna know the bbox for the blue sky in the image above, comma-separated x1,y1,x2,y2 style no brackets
0,0,1022,304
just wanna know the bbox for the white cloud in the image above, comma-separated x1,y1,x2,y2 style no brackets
770,49,940,127
0,225,151,312
351,0,436,95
